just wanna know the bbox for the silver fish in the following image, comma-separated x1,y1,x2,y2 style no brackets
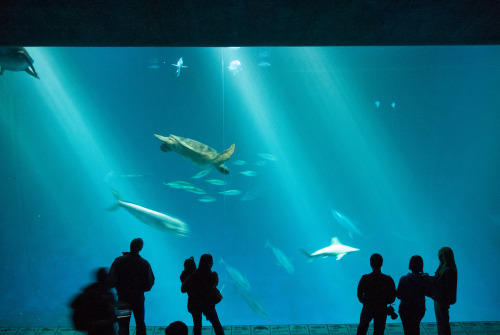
191,169,211,179
240,171,257,177
219,190,241,196
206,179,227,186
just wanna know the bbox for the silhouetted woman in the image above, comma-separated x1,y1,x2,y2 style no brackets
432,247,457,335
182,254,224,335
397,255,432,335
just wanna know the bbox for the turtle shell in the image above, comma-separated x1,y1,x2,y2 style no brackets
170,135,218,159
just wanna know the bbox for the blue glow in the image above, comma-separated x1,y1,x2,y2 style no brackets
1,46,500,326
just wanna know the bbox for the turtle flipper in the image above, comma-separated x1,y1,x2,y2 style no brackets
214,144,235,164
25,66,39,79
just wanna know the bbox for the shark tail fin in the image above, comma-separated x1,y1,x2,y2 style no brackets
300,249,314,262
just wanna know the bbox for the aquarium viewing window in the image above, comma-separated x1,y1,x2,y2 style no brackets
0,46,499,327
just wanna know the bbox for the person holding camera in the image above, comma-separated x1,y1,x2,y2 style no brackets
397,255,432,335
356,253,396,335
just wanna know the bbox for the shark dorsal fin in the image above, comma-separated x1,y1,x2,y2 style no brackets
331,237,340,245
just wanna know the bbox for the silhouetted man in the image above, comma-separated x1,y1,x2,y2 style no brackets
357,253,396,335
108,238,155,335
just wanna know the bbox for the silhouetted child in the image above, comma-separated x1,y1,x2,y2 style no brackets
181,257,197,287
397,255,432,335
431,247,457,335
357,253,396,335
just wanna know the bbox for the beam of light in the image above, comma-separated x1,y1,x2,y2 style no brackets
215,47,322,241
25,47,123,207
290,47,423,236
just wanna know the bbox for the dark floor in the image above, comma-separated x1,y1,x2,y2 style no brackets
1,322,499,335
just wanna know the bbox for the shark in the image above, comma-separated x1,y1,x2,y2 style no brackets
172,57,187,77
107,189,189,236
0,47,39,78
301,237,359,261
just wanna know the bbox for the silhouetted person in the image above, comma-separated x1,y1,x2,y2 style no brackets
108,238,155,335
357,253,396,335
165,321,188,335
180,256,197,328
397,256,432,335
180,256,197,285
71,267,116,335
431,247,457,335
182,254,225,335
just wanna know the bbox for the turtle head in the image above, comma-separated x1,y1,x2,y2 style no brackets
160,143,172,152
215,164,229,175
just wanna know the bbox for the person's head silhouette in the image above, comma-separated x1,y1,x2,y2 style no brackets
95,267,108,284
199,254,214,272
370,253,383,272
130,238,144,254
437,247,456,273
184,256,196,273
409,255,424,274
165,321,188,335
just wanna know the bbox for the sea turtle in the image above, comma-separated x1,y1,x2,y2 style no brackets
0,47,39,78
154,134,235,174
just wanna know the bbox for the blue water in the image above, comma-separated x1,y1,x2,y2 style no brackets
1,46,499,327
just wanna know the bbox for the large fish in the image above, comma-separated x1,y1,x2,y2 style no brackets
331,209,362,239
238,289,269,319
301,237,359,261
265,240,294,274
107,189,189,236
220,259,251,292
